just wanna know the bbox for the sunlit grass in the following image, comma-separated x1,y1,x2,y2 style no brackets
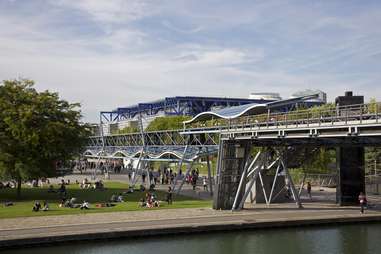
0,181,211,218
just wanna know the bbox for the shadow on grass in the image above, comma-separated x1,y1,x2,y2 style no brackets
0,182,200,203
0,182,211,219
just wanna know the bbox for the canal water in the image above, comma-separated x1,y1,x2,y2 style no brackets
4,223,381,254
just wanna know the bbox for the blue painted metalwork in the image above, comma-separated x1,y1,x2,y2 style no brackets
100,96,278,123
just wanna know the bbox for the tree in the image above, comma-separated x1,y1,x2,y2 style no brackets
145,115,191,131
368,97,378,114
0,79,91,197
116,126,139,134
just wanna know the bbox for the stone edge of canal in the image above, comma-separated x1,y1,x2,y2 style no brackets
1,215,381,250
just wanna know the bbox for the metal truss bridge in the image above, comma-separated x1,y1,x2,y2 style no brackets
85,102,381,209
87,102,381,156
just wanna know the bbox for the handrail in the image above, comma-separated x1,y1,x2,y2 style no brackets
184,101,381,132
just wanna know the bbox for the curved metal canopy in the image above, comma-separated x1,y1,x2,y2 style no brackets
184,93,320,124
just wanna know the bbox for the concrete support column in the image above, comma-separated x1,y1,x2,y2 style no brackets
213,139,251,210
336,147,365,205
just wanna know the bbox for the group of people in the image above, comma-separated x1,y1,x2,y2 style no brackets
32,201,49,212
77,178,103,190
138,186,173,208
0,181,14,189
186,169,200,191
139,192,160,208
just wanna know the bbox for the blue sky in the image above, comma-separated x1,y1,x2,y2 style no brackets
1,0,380,122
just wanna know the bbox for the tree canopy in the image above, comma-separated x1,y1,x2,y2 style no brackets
0,79,90,196
145,115,191,131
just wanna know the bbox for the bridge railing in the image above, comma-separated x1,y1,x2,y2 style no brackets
185,102,381,132
88,129,221,147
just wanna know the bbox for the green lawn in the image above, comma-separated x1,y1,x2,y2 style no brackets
0,182,211,219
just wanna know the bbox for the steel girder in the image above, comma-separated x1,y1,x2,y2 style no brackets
84,145,218,161
88,130,219,147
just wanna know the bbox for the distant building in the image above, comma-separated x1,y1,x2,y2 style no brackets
291,89,327,104
249,92,282,101
99,96,277,135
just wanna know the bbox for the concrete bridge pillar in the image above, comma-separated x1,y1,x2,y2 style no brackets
213,139,251,210
336,147,365,205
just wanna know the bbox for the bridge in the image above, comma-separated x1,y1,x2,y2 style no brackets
85,97,381,210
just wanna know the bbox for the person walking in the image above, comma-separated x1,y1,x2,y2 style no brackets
307,181,312,200
203,177,208,191
166,186,173,205
358,192,367,214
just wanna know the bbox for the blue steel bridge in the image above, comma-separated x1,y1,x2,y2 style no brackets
99,95,324,123
86,94,322,160
85,94,381,210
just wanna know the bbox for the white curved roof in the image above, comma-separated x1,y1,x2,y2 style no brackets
184,103,268,124
184,93,320,124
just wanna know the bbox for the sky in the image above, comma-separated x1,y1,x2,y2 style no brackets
1,0,381,122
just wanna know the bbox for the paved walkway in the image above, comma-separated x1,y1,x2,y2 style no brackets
1,202,381,248
50,172,215,200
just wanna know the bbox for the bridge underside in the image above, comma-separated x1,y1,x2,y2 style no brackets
214,136,381,210
84,145,218,161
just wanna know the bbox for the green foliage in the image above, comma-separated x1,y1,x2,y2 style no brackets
145,115,191,131
307,148,336,173
365,147,381,174
285,147,335,174
368,98,378,113
0,79,91,196
116,126,139,134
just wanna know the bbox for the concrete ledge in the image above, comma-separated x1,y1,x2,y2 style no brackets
1,214,381,249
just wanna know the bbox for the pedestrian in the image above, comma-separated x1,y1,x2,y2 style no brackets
203,177,208,191
142,172,146,183
166,186,173,205
307,181,312,199
358,192,367,214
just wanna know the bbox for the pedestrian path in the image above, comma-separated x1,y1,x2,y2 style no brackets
1,202,381,248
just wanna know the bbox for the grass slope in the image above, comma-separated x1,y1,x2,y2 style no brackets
0,182,211,218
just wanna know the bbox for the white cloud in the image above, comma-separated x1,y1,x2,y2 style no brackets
51,0,157,24
0,0,381,123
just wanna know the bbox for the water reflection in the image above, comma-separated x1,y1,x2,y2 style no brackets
4,224,381,254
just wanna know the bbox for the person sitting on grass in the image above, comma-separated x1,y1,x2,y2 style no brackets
124,186,134,194
48,185,55,193
4,201,13,206
150,193,160,208
110,194,118,202
80,200,90,210
59,182,67,196
139,198,146,208
59,198,65,208
42,201,49,211
117,193,124,202
81,178,90,189
63,197,77,208
32,201,41,212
